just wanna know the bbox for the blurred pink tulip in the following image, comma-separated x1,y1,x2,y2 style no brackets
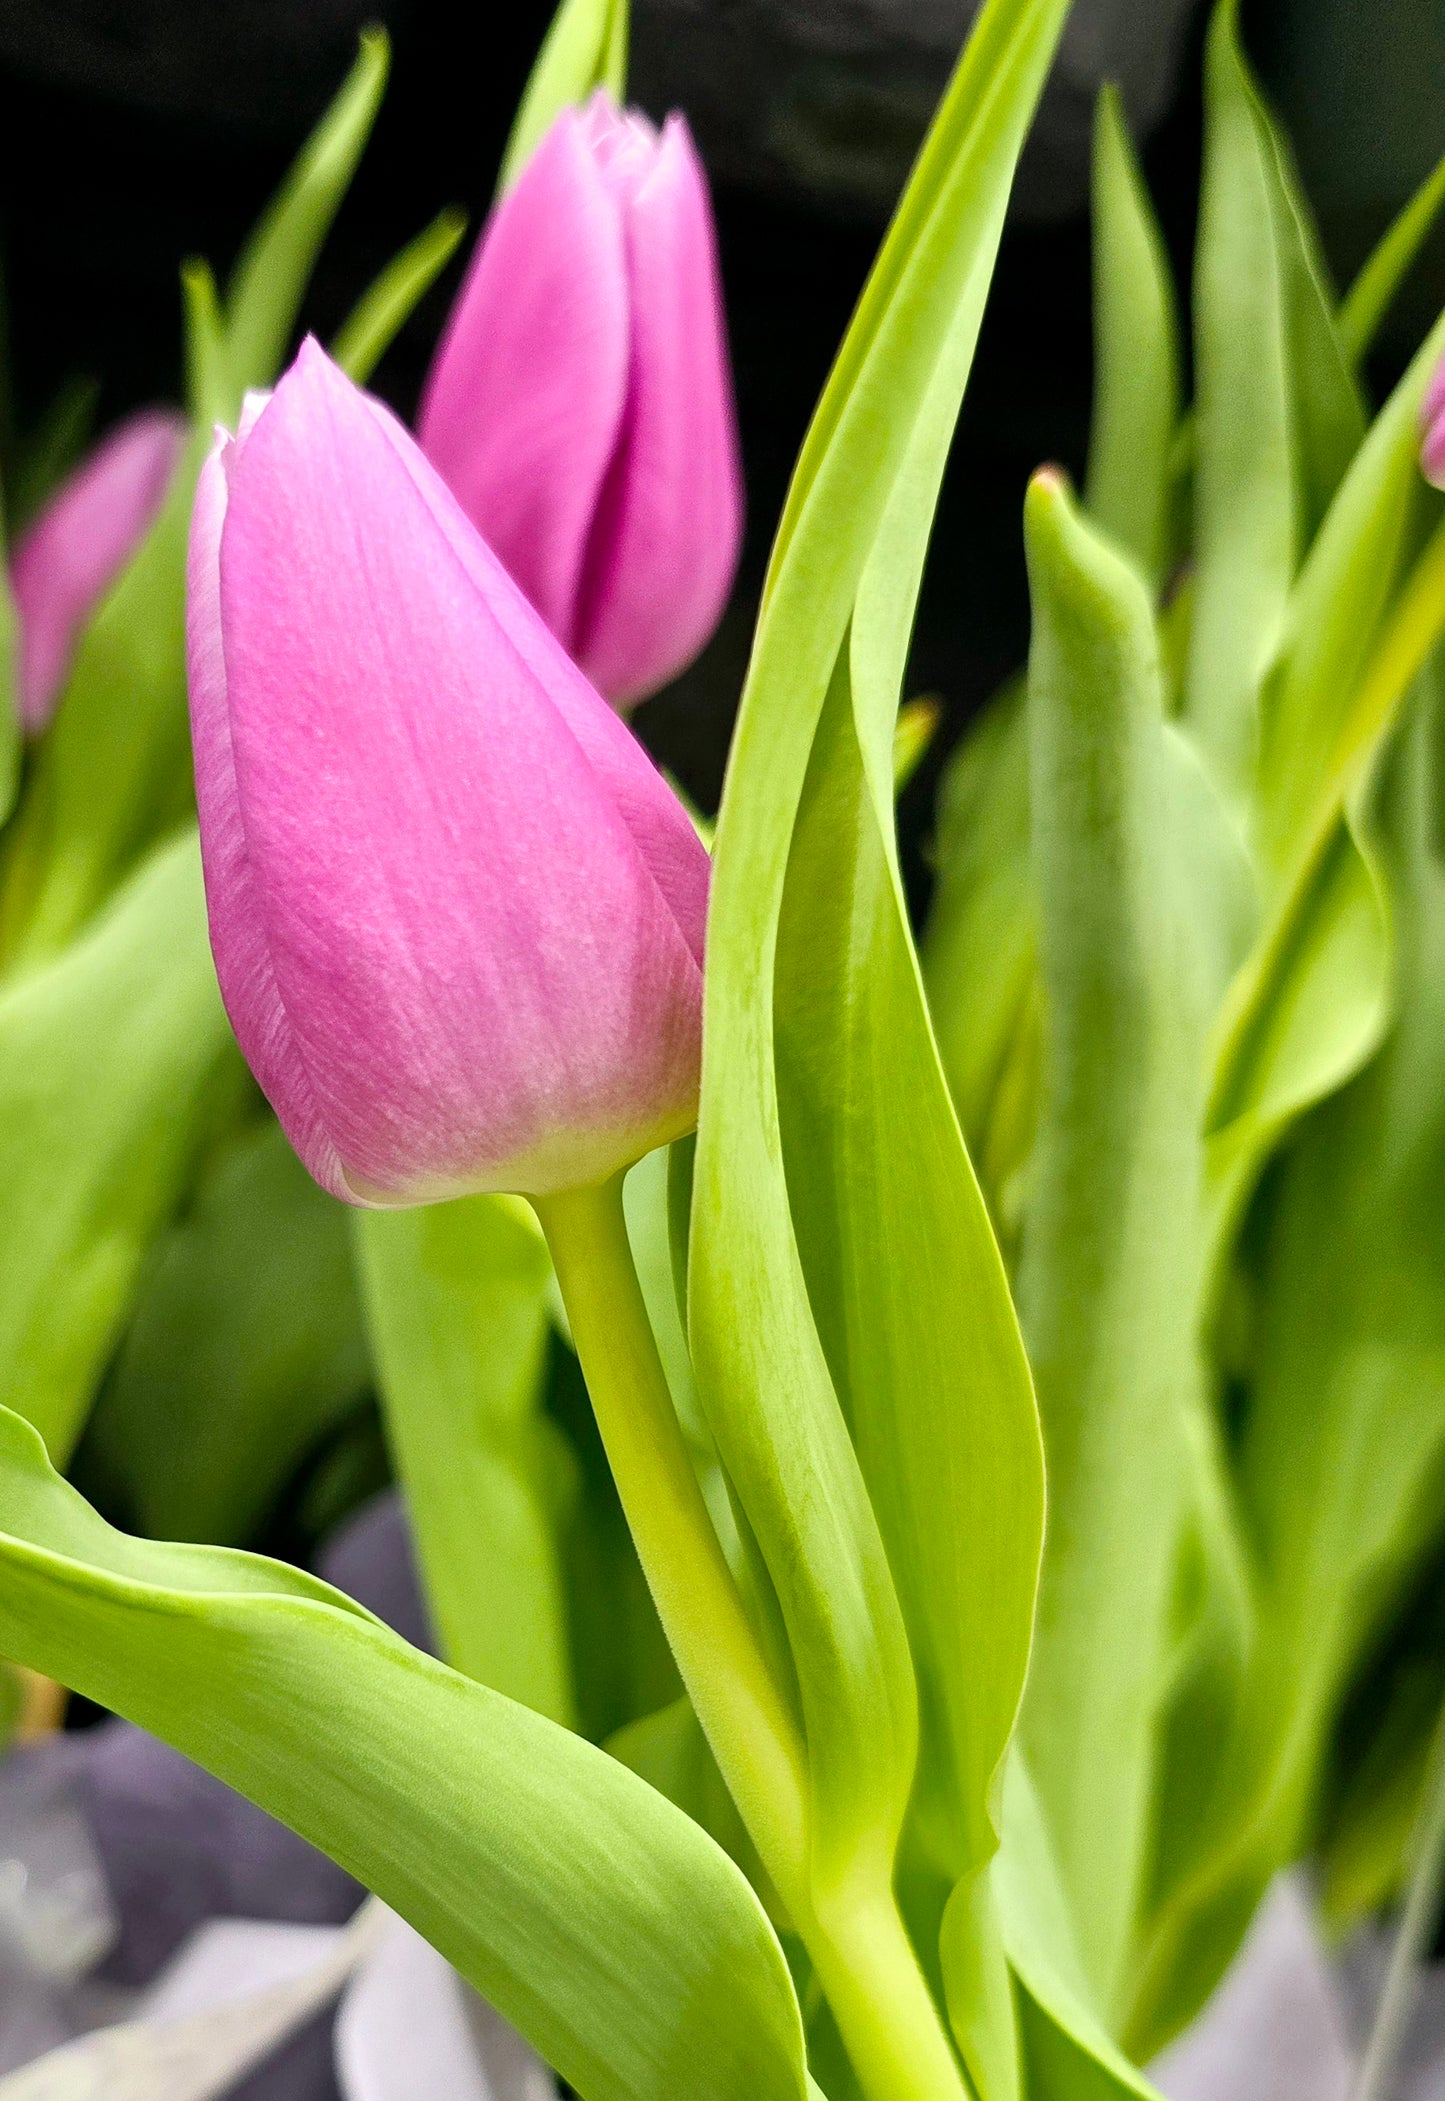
10,409,186,732
187,340,708,1206
1422,354,1445,489
418,94,743,710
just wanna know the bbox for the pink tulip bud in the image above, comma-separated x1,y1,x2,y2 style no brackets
418,94,743,710
186,341,708,1206
1422,355,1445,490
10,409,187,732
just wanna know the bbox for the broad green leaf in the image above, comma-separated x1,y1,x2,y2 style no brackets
333,208,469,386
498,0,629,194
775,645,1043,1903
690,7,1067,2086
1134,676,1445,2049
608,1692,771,1907
1341,151,1445,368
355,1195,575,1724
222,31,390,411
0,1407,814,2101
0,829,242,1465
990,1758,1163,2101
1184,0,1297,801
77,1118,369,1547
1015,475,1213,2015
921,683,1035,1223
1084,85,1182,595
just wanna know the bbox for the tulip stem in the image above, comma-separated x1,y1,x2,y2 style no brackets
536,1172,969,2101
533,1173,811,1906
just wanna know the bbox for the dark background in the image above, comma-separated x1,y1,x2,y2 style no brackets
0,0,1439,897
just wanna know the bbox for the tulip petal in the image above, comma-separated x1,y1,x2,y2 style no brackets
186,430,351,1199
214,344,702,1203
12,409,187,732
573,116,744,706
417,111,630,655
366,392,709,968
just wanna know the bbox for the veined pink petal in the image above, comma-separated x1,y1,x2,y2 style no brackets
416,110,630,654
573,114,745,707
12,409,187,732
364,390,708,968
186,426,350,1200
207,342,704,1204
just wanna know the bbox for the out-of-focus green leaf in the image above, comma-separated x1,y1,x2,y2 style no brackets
990,1758,1163,2101
1084,85,1181,595
0,829,242,1466
921,684,1036,1238
1184,0,1297,802
498,0,629,194
1258,314,1445,873
0,1406,815,2101
1341,151,1445,368
333,208,469,386
1135,675,1445,2050
691,3,1067,2091
222,31,390,412
1015,474,1216,2015
77,1119,369,1547
892,695,941,789
355,1194,575,1724
6,374,100,536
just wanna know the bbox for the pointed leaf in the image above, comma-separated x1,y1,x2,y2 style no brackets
498,0,630,194
333,210,469,387
1341,151,1445,367
0,1407,812,2101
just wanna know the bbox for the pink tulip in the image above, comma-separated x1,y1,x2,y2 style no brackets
186,340,708,1206
1423,354,1445,490
10,409,187,732
418,94,743,710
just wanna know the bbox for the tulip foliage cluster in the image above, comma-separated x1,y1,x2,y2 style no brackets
0,0,1442,2097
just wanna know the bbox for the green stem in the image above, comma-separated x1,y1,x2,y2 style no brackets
536,1173,968,2101
1351,1696,1445,2101
534,1175,810,1902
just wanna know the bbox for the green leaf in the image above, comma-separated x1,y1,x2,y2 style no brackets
1258,312,1445,874
1134,673,1445,2048
222,30,390,409
1341,150,1445,368
498,0,630,195
0,1406,815,2101
691,0,1066,2028
1084,85,1182,595
990,1758,1163,2101
77,1118,369,1547
1184,0,1298,800
1015,474,1217,2015
354,1194,575,1724
333,208,469,386
920,686,1039,1248
0,829,242,1466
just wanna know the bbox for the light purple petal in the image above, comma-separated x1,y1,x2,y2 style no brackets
186,427,350,1200
12,409,187,732
573,114,744,706
416,110,630,654
213,344,703,1203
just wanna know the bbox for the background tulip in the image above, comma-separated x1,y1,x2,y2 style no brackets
417,94,743,710
187,340,708,1207
10,409,187,733
1423,353,1445,488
